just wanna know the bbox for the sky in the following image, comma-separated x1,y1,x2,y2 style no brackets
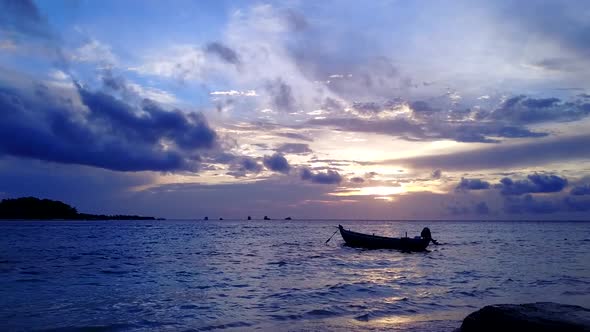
1,0,590,220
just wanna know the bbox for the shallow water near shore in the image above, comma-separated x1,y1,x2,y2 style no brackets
1,220,589,331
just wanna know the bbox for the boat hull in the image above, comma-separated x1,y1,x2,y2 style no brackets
338,225,430,251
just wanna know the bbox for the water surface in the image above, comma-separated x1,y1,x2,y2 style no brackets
1,220,589,331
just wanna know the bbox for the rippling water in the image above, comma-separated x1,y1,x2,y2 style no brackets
1,220,589,331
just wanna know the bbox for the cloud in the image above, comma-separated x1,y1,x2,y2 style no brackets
456,178,491,191
0,157,154,215
383,134,590,171
0,0,52,39
564,196,590,212
497,173,568,196
571,184,590,196
265,78,296,112
504,194,561,214
308,115,547,144
227,156,263,177
495,1,590,58
431,169,442,179
484,95,590,124
410,100,436,113
205,42,240,65
475,201,490,215
276,143,312,155
301,168,342,184
275,132,314,142
350,177,365,184
263,153,290,173
0,77,217,172
71,39,117,65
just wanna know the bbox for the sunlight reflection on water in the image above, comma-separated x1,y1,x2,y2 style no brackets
0,220,588,331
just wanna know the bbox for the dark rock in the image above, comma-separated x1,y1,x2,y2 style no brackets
459,302,590,332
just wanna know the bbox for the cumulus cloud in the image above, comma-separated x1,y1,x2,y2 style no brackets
0,77,217,172
276,143,312,155
227,156,263,177
456,178,491,191
263,153,290,173
301,168,342,184
497,174,568,196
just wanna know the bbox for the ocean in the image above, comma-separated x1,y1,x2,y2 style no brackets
1,220,589,331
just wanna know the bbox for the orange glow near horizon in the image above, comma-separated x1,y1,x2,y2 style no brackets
330,185,407,197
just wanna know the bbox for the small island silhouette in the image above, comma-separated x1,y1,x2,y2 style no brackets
0,197,158,220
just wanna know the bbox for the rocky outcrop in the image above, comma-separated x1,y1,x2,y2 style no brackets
459,302,590,332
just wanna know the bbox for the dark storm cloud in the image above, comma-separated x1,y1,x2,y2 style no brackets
456,178,491,191
263,153,290,173
205,42,240,65
497,174,567,196
79,89,216,151
276,143,312,155
0,80,217,172
571,184,590,196
382,134,590,171
266,78,296,112
301,168,342,184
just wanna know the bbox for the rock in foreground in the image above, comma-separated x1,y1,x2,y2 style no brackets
459,302,590,332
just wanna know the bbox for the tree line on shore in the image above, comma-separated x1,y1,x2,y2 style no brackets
0,197,157,220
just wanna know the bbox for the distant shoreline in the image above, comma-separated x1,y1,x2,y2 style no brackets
0,197,161,221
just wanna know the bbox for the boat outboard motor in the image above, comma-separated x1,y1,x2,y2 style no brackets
421,227,438,244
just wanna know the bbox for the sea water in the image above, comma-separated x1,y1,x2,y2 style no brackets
1,220,589,331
